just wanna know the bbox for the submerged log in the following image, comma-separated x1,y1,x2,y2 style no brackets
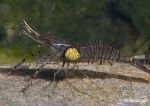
0,61,150,106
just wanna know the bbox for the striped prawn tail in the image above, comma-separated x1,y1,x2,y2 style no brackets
73,41,125,64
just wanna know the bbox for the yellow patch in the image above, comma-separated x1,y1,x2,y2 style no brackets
65,48,80,61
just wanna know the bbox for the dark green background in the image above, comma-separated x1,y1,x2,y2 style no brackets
0,0,150,64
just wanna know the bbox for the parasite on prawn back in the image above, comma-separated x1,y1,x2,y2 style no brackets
64,47,80,61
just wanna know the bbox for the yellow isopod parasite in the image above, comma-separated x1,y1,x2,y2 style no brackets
65,48,80,61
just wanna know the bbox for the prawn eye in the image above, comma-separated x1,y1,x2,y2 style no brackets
65,48,80,61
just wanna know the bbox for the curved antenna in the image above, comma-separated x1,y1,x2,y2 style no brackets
22,20,71,52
